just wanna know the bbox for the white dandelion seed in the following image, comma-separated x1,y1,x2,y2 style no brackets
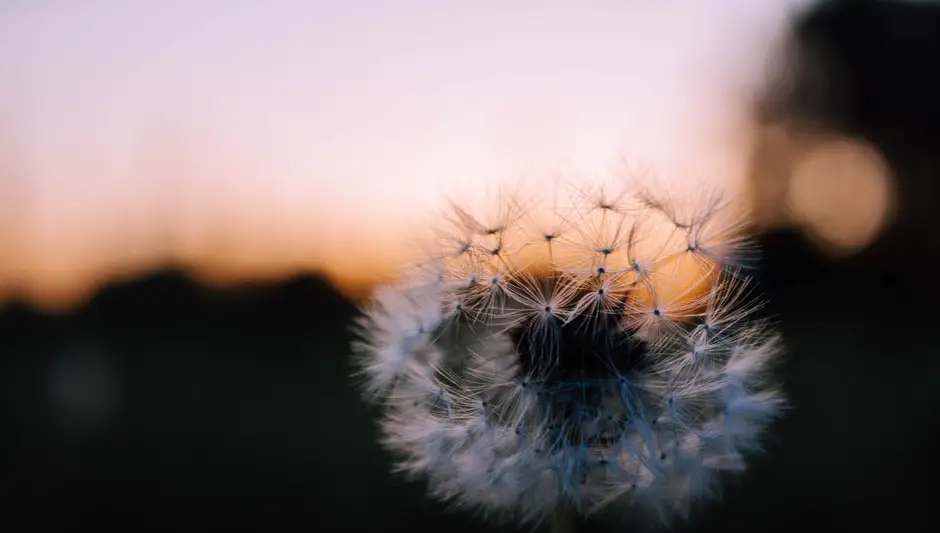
351,173,785,530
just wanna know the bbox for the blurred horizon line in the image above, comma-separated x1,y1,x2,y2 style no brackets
0,258,379,314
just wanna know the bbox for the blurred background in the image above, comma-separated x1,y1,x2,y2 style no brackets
2,0,939,530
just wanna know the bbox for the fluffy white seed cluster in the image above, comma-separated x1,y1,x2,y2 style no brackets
352,178,784,527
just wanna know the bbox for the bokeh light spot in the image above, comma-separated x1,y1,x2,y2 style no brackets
787,137,894,256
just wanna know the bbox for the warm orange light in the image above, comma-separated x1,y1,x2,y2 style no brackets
788,137,894,256
629,251,715,323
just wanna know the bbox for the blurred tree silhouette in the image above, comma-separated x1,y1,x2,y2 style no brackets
1,271,517,531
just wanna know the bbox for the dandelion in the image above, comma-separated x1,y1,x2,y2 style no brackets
351,175,785,530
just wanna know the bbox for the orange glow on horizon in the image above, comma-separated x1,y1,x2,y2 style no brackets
0,169,744,313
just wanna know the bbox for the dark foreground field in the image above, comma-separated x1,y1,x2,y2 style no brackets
3,225,939,533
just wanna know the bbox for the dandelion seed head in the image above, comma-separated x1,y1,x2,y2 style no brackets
351,173,785,528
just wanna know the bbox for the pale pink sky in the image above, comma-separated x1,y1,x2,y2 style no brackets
0,0,806,309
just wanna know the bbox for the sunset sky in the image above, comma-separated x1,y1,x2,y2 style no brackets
0,0,809,310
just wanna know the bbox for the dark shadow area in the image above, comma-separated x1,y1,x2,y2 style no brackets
0,271,511,532
3,0,940,531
